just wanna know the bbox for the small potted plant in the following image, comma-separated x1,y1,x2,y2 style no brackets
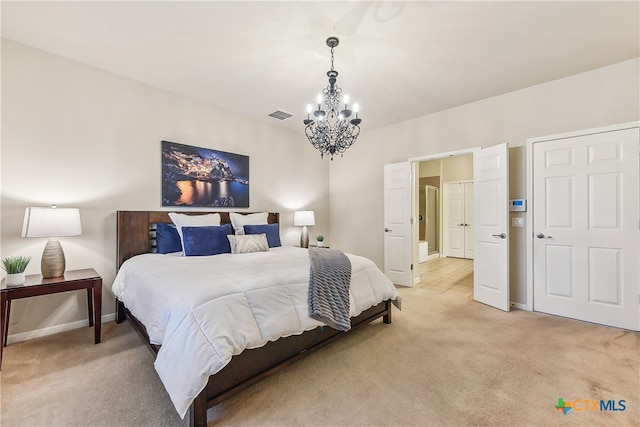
316,234,325,247
2,255,31,286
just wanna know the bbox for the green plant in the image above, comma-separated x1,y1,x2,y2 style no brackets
1,255,32,274
316,234,325,242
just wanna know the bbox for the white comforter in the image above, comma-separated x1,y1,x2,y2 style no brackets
112,246,400,418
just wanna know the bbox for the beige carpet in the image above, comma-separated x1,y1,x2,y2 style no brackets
1,286,638,427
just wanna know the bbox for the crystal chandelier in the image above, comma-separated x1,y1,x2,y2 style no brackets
303,37,362,160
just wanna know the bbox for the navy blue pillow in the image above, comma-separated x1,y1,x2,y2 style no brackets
156,223,182,254
181,224,232,256
243,223,281,248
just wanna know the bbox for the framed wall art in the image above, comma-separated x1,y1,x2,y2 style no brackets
161,140,249,208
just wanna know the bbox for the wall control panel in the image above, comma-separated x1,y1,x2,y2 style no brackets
509,199,526,212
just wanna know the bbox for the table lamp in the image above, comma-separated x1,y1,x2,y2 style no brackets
21,206,83,278
293,210,315,248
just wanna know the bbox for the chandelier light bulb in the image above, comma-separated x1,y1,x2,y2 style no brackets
303,104,315,125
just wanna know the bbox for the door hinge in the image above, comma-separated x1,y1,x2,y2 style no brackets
410,264,414,271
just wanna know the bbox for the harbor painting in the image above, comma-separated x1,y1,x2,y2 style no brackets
161,140,249,208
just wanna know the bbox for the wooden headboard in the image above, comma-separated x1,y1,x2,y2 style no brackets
116,211,279,268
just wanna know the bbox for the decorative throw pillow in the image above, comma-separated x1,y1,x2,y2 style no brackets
155,222,182,254
181,224,232,256
243,223,281,248
227,234,269,254
229,212,268,235
168,212,221,254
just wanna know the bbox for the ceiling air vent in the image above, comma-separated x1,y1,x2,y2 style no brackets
267,110,293,121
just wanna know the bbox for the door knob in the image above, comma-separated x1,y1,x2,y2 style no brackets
492,233,507,239
384,228,392,233
536,233,552,239
458,223,464,226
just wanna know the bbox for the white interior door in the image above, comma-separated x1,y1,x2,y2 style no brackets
384,162,412,286
533,127,639,330
443,182,474,259
464,182,474,259
473,143,510,311
443,182,465,258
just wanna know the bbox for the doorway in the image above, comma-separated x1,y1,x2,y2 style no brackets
415,154,474,291
395,143,510,311
385,143,510,310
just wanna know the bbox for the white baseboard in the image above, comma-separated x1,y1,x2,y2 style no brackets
510,302,531,311
425,253,440,261
6,313,116,345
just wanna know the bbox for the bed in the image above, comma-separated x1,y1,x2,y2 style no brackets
113,210,400,427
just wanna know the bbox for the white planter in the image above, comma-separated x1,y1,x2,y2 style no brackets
5,272,25,286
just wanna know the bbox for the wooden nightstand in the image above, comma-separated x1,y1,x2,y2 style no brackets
0,268,102,369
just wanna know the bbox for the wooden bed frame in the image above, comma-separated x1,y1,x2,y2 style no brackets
115,210,393,427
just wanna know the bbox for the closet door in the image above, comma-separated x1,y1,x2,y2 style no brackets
444,183,466,258
444,181,474,259
532,126,639,330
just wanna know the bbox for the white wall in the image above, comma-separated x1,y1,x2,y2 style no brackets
0,40,328,338
441,155,472,183
329,58,640,305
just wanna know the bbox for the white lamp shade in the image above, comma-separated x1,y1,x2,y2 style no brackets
293,210,315,227
21,207,83,238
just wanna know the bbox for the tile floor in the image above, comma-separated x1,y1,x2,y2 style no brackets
417,256,473,299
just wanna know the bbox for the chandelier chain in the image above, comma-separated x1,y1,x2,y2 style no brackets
330,46,335,72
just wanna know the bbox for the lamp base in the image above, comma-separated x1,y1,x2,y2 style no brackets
41,239,66,278
300,226,310,248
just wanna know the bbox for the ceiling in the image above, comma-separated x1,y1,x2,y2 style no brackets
2,1,639,133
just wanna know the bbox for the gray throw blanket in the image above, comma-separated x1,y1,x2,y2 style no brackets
308,247,352,332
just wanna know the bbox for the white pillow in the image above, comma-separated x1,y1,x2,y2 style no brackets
227,234,269,254
168,212,221,254
229,212,268,235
